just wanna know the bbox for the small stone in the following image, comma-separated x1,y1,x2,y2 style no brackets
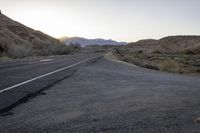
195,117,200,123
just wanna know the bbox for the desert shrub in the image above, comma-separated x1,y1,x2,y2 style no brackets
31,40,78,56
194,47,200,54
184,47,200,55
153,50,162,54
0,39,11,54
7,44,32,58
121,55,160,70
136,50,143,54
52,44,75,55
121,55,134,63
159,60,181,73
2,42,79,59
68,43,81,52
0,44,5,53
0,56,11,61
115,47,130,57
184,49,195,55
143,63,159,70
122,55,143,67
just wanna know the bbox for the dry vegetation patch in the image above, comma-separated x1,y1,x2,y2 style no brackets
113,47,200,74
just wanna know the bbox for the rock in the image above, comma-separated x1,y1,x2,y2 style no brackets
195,117,200,123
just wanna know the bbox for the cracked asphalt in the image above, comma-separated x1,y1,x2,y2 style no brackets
1,57,200,133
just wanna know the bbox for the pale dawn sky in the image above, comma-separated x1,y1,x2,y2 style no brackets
0,0,200,42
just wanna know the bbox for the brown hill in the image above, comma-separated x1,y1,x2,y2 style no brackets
128,36,200,54
128,39,159,53
0,12,71,58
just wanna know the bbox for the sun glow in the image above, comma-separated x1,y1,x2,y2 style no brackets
12,7,76,38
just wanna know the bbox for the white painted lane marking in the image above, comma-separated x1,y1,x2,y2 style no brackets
0,56,100,94
40,59,53,62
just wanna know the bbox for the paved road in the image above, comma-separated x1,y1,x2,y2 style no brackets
0,53,102,112
1,56,200,132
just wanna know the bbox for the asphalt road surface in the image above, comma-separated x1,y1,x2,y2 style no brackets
1,54,200,133
0,53,102,112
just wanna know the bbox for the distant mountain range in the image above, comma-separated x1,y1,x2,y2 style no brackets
59,37,127,47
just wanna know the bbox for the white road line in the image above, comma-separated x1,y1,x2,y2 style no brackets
40,59,53,62
0,56,100,94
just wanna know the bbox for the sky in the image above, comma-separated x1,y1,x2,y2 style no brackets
0,0,200,42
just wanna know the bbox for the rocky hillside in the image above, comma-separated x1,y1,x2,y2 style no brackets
60,37,127,47
128,36,200,54
0,12,72,58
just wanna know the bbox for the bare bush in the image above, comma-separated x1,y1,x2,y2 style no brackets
184,47,200,55
159,60,180,73
7,44,32,58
